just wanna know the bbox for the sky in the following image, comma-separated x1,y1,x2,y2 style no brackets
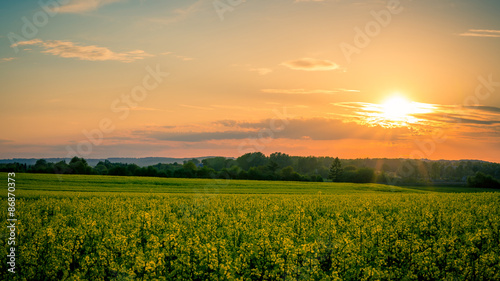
1,0,500,162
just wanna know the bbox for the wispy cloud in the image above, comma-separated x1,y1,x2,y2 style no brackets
161,52,195,61
180,104,214,111
0,57,16,63
262,88,359,94
129,107,173,112
51,0,123,14
295,0,327,2
148,0,206,25
142,117,410,142
249,68,273,75
281,58,341,71
11,39,153,63
459,29,500,38
330,102,500,137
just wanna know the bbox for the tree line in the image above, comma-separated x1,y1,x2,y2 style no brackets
1,152,499,187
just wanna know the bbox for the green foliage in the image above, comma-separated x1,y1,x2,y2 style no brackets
280,166,302,181
269,152,293,169
467,172,500,189
237,152,268,170
2,154,500,185
328,157,343,182
355,167,375,183
69,157,92,174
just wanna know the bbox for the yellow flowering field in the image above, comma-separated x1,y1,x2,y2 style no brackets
1,173,499,280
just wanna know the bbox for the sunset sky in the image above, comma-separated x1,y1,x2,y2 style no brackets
1,0,500,161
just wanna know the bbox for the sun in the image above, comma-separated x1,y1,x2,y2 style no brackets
373,95,434,128
381,96,415,121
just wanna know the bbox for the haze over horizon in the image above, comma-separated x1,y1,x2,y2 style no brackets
1,0,500,162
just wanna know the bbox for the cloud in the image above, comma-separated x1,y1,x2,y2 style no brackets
51,0,123,14
180,104,214,111
150,131,252,142
176,55,194,61
249,68,273,75
464,105,500,114
281,58,341,71
262,88,359,94
130,107,164,112
10,39,43,47
143,117,410,142
330,101,500,137
295,0,327,2
148,0,205,25
11,39,153,63
161,51,194,61
459,29,500,38
0,57,16,63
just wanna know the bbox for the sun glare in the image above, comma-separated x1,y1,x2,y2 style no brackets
381,96,414,121
369,95,435,128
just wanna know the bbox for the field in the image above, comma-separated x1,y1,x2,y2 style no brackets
2,173,500,280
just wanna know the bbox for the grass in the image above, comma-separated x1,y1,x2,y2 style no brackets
2,172,433,196
2,172,499,197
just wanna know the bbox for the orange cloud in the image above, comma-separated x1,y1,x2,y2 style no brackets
459,29,500,38
11,39,153,63
262,88,359,94
52,0,123,14
281,58,341,71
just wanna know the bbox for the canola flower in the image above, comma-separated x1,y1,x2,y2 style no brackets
0,193,499,280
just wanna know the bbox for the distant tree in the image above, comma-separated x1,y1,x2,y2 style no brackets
237,152,268,170
381,163,391,173
219,166,241,179
269,152,293,169
355,168,376,183
280,166,302,181
94,161,109,175
297,156,319,174
108,165,130,176
54,160,71,174
328,157,343,182
431,162,441,180
125,164,138,175
32,159,49,173
182,161,197,178
248,166,264,180
197,166,216,178
69,157,92,174
376,172,388,184
202,157,228,171
467,172,500,189
145,166,158,177
267,160,279,174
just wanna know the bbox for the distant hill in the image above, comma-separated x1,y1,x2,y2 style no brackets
0,157,230,167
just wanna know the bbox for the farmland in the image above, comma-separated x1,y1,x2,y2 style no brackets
1,173,500,280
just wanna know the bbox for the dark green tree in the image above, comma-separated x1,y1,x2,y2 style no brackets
267,160,279,173
355,168,375,183
269,152,293,169
32,159,49,173
69,157,92,174
237,152,268,170
467,172,500,189
328,157,343,182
